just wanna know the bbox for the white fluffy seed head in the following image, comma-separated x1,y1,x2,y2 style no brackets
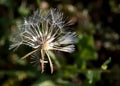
9,8,77,73
10,8,77,53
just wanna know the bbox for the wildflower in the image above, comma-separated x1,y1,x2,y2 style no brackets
9,8,77,73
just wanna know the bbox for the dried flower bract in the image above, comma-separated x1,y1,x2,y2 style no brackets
9,8,77,73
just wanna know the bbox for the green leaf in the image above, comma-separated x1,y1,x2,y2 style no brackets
101,57,111,70
78,34,98,60
32,80,55,86
85,70,101,84
18,6,29,16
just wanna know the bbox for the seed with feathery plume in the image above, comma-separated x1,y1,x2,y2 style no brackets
9,8,77,73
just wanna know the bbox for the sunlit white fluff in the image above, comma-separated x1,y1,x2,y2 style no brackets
9,8,77,73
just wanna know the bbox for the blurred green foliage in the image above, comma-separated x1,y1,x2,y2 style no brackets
0,0,120,86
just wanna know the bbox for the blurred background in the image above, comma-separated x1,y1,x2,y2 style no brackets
0,0,120,86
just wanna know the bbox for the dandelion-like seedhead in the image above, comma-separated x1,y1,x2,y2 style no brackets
9,8,77,73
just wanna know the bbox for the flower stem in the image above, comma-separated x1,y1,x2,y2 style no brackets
41,49,45,73
45,50,53,73
21,48,39,59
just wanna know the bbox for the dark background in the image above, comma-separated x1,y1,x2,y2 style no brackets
0,0,120,86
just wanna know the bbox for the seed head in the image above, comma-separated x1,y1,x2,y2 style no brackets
9,8,77,73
